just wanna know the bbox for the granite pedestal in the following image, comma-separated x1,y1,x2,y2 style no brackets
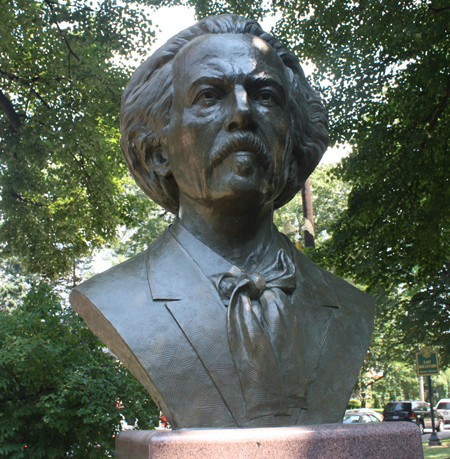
116,422,423,459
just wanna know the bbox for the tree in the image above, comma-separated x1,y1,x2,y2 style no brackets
0,283,159,458
0,4,166,455
106,182,174,262
271,0,450,366
0,257,33,310
270,0,450,292
398,264,450,368
183,0,269,20
355,289,417,408
434,368,450,400
274,163,350,248
0,0,156,279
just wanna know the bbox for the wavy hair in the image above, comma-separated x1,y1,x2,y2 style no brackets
120,14,329,213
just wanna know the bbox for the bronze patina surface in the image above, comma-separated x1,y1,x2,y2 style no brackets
70,14,375,430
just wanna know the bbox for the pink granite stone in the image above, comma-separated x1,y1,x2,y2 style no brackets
115,422,423,459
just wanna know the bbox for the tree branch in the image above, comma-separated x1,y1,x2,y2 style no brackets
429,5,450,13
12,192,43,207
366,373,385,388
0,70,51,109
0,89,21,131
43,0,81,62
0,69,39,85
427,77,450,134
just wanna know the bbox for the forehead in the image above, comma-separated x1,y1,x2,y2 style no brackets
172,34,287,90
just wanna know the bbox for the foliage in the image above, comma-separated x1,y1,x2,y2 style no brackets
107,183,174,262
270,0,450,292
399,265,450,368
275,163,349,247
0,257,32,310
0,0,156,279
369,362,420,409
367,290,416,371
347,399,361,409
356,286,449,408
359,271,450,383
184,0,270,20
272,0,450,368
433,368,450,401
351,289,415,408
0,283,159,458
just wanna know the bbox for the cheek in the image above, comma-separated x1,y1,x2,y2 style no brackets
268,117,292,154
179,131,196,152
259,106,290,137
276,114,291,136
179,110,213,144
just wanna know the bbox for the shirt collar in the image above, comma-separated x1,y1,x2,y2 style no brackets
169,218,234,277
169,218,293,279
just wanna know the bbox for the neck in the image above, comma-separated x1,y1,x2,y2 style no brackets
178,195,275,269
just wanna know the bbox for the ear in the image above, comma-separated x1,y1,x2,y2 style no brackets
150,147,171,177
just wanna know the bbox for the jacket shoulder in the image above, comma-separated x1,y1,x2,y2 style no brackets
69,248,152,367
69,247,175,419
293,247,375,317
71,249,149,309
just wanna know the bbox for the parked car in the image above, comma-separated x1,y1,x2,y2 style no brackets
344,408,383,422
436,399,450,425
382,400,445,434
343,409,382,424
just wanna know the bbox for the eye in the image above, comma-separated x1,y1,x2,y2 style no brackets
254,90,279,106
194,89,221,106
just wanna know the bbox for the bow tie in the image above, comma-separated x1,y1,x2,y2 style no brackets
210,249,307,422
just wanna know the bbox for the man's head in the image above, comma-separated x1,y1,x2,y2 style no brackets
120,14,329,214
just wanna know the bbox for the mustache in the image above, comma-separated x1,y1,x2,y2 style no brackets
209,132,271,170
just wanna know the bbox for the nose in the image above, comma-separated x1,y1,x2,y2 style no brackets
225,86,256,132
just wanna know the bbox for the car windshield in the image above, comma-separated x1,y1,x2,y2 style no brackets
385,402,411,412
343,415,360,423
437,402,450,410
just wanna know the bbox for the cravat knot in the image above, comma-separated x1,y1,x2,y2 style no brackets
209,249,307,422
218,271,266,302
210,250,296,307
245,272,266,299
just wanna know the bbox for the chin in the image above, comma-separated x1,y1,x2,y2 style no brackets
204,185,281,214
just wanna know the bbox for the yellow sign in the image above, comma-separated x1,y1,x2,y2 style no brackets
416,346,439,376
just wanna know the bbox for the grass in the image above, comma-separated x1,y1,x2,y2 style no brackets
423,437,450,459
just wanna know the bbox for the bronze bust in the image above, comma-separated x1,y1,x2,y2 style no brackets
70,14,374,430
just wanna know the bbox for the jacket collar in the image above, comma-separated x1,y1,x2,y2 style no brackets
146,225,208,301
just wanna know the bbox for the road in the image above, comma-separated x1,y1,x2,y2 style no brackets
423,425,450,442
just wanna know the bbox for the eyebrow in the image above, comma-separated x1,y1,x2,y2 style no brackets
246,75,287,98
184,75,230,103
185,73,287,103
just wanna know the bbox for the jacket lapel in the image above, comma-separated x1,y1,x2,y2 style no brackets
147,228,248,426
147,227,200,301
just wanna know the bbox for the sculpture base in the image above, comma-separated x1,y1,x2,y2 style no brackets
115,422,423,459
